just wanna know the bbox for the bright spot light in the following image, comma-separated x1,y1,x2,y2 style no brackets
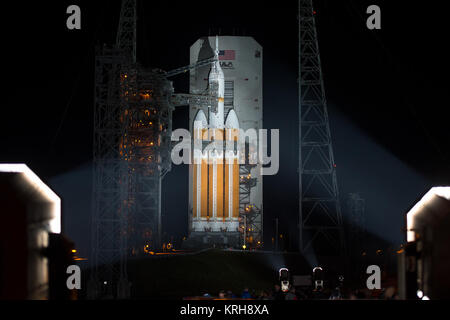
417,290,424,299
422,296,430,300
242,245,247,249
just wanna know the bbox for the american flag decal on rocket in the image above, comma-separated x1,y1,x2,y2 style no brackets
219,50,235,60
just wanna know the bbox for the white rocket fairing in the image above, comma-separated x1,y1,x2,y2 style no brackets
208,36,225,129
192,37,240,233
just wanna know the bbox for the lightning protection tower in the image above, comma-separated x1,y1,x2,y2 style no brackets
298,0,345,258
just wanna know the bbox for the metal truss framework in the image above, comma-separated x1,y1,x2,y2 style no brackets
89,0,222,299
90,49,175,299
90,0,175,299
298,0,345,257
90,48,131,299
239,162,262,249
89,0,138,300
123,68,174,254
116,0,137,63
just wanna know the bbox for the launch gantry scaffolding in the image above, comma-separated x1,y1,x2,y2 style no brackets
90,47,132,299
298,0,345,257
90,0,219,299
239,163,262,249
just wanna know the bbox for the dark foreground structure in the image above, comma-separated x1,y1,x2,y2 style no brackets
0,164,75,300
399,187,450,299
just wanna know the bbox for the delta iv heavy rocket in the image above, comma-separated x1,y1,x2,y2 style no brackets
191,36,240,235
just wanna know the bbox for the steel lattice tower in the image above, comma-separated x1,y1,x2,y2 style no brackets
116,0,137,64
239,162,263,249
298,0,345,257
89,49,131,299
89,0,137,299
89,1,221,298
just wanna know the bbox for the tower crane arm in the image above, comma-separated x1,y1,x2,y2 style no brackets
165,57,216,78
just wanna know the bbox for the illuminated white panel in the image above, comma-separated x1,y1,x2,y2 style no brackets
0,164,61,234
406,187,450,242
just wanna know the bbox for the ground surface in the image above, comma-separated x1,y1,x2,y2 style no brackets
127,249,312,299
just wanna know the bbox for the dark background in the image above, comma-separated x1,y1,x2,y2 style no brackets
1,1,449,259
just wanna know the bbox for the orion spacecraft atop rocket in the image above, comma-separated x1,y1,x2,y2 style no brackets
191,36,240,236
187,36,263,247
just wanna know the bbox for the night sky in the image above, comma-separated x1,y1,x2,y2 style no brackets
2,1,449,258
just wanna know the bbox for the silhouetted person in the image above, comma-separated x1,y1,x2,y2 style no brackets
329,287,341,300
261,291,270,300
356,290,366,299
241,287,252,299
311,288,328,300
226,290,236,298
274,284,285,300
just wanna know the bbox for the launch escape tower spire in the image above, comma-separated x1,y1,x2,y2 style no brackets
298,0,345,258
